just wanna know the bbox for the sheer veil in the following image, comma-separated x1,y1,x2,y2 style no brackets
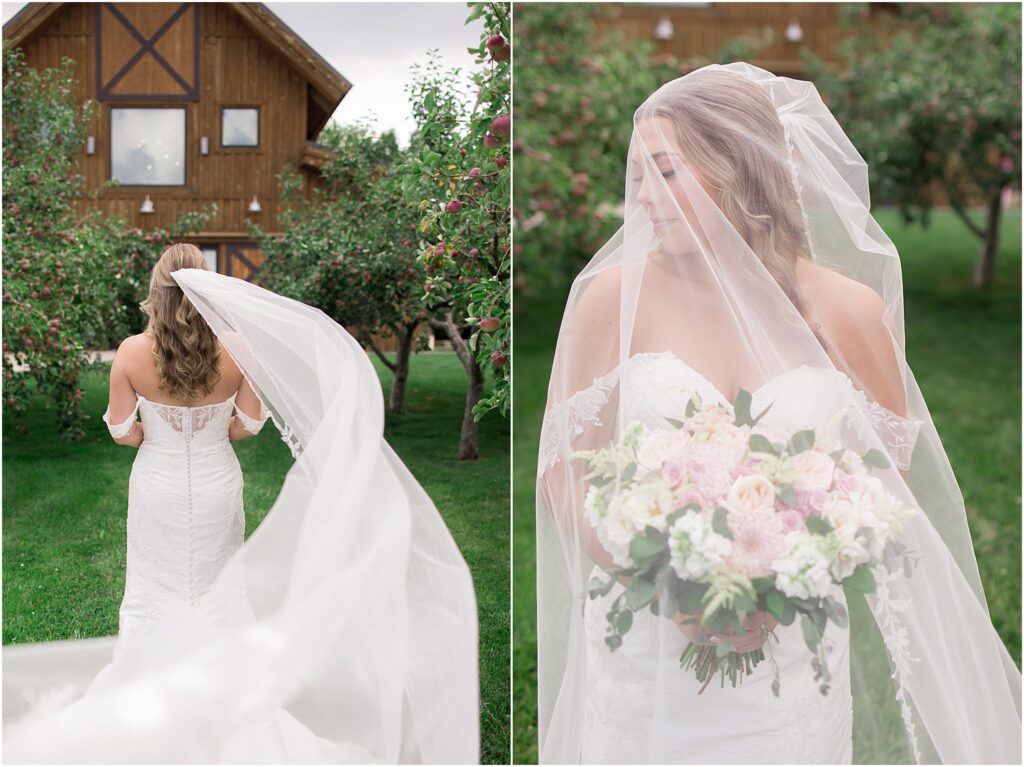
536,62,1020,763
3,268,479,763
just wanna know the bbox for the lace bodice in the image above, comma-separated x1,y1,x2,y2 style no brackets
102,393,270,449
540,351,923,473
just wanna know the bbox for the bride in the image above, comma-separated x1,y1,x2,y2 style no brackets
3,244,480,763
536,62,1021,764
98,244,270,670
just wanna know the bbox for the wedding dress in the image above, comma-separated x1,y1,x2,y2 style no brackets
579,353,854,764
4,269,480,763
536,62,1021,764
97,391,268,670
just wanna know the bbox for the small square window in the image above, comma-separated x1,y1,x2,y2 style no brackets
221,108,259,147
111,108,186,186
201,247,219,273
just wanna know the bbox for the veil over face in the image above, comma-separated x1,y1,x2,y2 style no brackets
536,62,1020,764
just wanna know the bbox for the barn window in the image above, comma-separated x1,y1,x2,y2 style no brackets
221,108,259,147
201,246,219,273
110,108,186,186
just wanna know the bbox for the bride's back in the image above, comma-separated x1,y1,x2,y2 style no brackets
116,332,243,407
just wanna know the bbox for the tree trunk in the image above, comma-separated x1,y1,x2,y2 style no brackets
388,323,416,413
973,191,1003,289
430,312,484,460
366,322,417,413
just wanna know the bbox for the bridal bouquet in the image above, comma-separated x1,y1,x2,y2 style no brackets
576,389,918,696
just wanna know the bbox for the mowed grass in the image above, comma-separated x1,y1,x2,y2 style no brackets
2,350,510,764
511,208,1022,763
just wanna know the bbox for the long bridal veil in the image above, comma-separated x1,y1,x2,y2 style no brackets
3,268,479,763
536,62,1020,763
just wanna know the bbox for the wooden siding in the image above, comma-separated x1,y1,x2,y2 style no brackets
12,2,322,235
593,3,859,76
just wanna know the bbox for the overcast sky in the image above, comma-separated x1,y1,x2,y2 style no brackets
1,1,485,146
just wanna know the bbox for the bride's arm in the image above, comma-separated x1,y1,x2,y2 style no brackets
104,340,143,448
229,375,269,442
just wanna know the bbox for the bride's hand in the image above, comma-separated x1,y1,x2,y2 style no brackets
673,609,778,653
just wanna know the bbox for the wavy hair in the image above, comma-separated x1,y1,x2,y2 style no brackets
139,243,221,402
648,70,814,320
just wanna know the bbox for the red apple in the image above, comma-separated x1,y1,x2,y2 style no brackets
479,317,500,333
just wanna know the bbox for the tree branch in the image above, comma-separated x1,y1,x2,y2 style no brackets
940,175,985,240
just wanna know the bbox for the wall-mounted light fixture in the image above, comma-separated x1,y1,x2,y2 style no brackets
654,16,674,41
86,136,96,155
785,20,804,43
140,194,155,214
200,136,209,155
247,195,262,213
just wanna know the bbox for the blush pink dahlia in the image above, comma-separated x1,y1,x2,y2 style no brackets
726,508,787,578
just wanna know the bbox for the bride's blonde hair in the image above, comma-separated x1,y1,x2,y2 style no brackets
650,70,811,316
139,243,221,402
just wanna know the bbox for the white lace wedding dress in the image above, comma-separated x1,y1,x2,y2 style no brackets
575,352,871,764
99,391,268,671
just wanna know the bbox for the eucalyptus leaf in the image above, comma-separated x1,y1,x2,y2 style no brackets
712,507,733,539
787,429,816,454
766,589,786,619
734,388,753,426
801,614,821,651
748,434,776,455
863,448,892,470
805,516,834,535
716,640,734,659
626,577,657,610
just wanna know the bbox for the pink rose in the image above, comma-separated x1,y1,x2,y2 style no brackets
779,509,806,532
798,488,829,518
832,468,857,496
675,489,703,509
661,461,684,488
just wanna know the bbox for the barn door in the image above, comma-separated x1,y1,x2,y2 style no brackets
96,2,200,101
224,243,265,283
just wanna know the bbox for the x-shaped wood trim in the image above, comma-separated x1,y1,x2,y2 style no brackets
97,3,199,101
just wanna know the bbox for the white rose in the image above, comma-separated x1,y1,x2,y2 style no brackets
726,474,776,514
830,525,871,580
710,422,750,465
620,481,675,533
637,429,691,472
600,498,638,568
788,450,836,491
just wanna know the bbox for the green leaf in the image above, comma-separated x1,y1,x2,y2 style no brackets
751,576,775,595
612,607,633,635
787,429,816,454
863,448,892,470
587,574,617,599
711,507,733,539
779,484,798,507
628,534,663,564
766,589,786,619
685,397,698,418
748,433,777,455
626,577,657,609
716,640,734,658
664,417,684,429
805,515,834,535
734,388,753,426
752,402,773,426
621,462,638,481
801,614,821,651
843,565,877,593
779,603,797,626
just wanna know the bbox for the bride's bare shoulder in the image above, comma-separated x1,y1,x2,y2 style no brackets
797,258,885,327
569,264,622,324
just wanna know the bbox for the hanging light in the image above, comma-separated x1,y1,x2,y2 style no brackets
785,20,804,43
654,16,674,41
86,136,95,155
247,195,262,213
200,136,209,155
140,195,155,214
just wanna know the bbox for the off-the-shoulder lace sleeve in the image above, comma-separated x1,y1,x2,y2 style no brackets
539,368,619,473
236,402,270,435
847,384,924,472
102,400,140,440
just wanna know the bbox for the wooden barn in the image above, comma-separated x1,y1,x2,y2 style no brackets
3,1,351,282
593,2,898,78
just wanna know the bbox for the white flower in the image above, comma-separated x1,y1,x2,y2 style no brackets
829,525,872,580
668,511,733,581
787,450,836,492
599,497,638,568
636,429,691,474
772,532,834,599
620,479,675,533
709,422,750,465
689,405,732,439
726,474,776,514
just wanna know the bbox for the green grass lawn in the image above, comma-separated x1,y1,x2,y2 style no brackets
2,350,510,764
511,208,1022,763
